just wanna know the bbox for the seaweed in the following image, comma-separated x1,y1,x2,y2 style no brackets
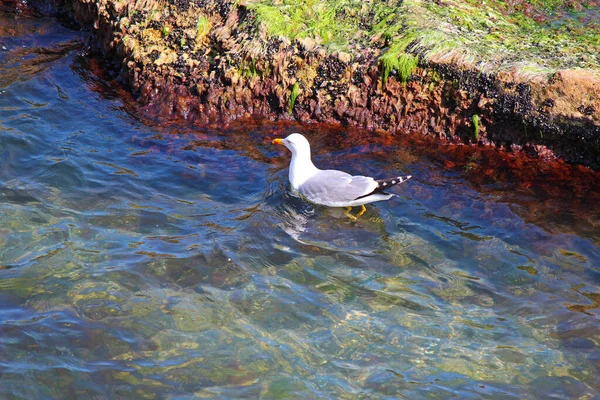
472,114,481,141
289,81,299,114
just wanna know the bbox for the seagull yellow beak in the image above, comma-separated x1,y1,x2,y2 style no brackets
272,138,284,145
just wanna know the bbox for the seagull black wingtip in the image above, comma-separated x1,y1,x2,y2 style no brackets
354,175,412,201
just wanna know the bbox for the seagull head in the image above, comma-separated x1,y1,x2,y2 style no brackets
272,133,311,158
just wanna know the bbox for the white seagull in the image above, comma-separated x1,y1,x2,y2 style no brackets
273,133,411,220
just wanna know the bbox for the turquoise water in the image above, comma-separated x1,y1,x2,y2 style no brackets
1,12,600,399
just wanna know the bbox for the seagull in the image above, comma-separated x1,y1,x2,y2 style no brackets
273,133,411,220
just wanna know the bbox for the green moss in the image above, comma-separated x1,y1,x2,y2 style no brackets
288,81,299,114
472,114,480,140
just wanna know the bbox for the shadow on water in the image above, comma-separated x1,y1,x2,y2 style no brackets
1,9,600,399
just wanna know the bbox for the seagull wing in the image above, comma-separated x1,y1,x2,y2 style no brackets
298,169,378,206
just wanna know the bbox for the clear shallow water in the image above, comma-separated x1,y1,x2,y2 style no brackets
1,13,600,400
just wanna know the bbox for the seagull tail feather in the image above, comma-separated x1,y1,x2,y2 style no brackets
354,175,412,201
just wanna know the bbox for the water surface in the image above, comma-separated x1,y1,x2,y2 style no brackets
1,12,599,399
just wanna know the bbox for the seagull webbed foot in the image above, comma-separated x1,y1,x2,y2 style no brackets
345,205,367,220
345,206,357,220
356,204,367,218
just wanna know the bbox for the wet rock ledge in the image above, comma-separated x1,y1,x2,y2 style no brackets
22,0,600,168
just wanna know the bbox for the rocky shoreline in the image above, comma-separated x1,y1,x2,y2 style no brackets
9,0,600,169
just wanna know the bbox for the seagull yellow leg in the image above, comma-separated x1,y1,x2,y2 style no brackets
344,206,357,220
356,204,367,218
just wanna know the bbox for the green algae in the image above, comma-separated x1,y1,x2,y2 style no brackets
472,114,480,140
196,14,211,39
395,53,418,85
288,81,299,114
248,0,359,49
380,36,420,87
418,0,600,70
250,0,599,82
